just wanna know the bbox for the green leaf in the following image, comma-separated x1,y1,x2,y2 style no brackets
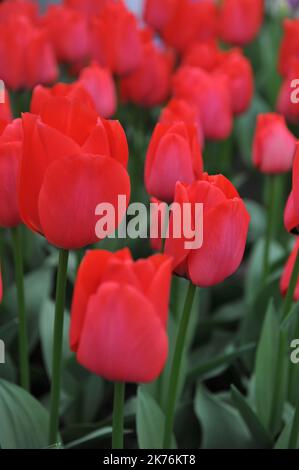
64,427,112,449
0,379,49,449
231,386,272,449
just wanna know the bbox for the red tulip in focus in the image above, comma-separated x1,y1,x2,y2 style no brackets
64,0,110,18
0,16,58,90
79,62,116,118
143,0,177,32
70,249,172,383
0,119,23,228
173,67,233,140
42,5,90,64
91,1,142,75
120,35,174,108
159,98,204,149
19,86,130,249
278,19,299,77
164,174,250,287
253,113,296,174
280,238,299,300
145,122,203,203
219,0,264,46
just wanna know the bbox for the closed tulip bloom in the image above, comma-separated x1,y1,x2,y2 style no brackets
145,122,203,202
183,40,221,72
143,0,177,32
79,62,116,118
120,36,173,108
173,66,233,140
162,0,218,53
70,249,172,383
164,174,250,287
19,86,130,249
159,98,204,149
64,0,109,18
0,119,23,228
253,113,296,174
0,16,58,90
42,5,90,64
280,238,299,300
279,19,299,77
91,1,142,76
219,0,264,46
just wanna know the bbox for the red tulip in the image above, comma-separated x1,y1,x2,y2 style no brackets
173,66,233,140
79,62,116,118
0,0,38,23
91,1,142,75
42,5,90,64
183,40,221,72
64,0,110,18
143,0,177,32
219,0,264,46
70,248,172,383
164,174,250,287
253,113,296,174
120,35,173,107
0,15,58,90
162,0,218,53
277,59,299,124
280,238,299,300
19,86,130,249
284,190,299,234
145,122,203,202
278,19,299,77
0,91,13,130
215,48,254,115
0,119,23,228
159,98,204,149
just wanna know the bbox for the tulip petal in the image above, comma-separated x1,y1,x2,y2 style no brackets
0,142,21,227
280,238,299,300
284,190,299,234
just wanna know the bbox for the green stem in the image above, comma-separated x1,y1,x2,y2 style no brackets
289,395,299,449
163,282,197,449
112,382,125,449
11,227,30,391
48,249,69,446
281,248,299,321
263,175,281,281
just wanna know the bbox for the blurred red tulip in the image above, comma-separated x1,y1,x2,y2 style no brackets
91,1,142,75
219,0,264,46
277,59,299,124
284,190,299,234
145,122,203,202
279,19,299,77
64,0,110,18
183,40,221,72
42,5,90,64
19,86,130,249
0,16,58,90
159,98,204,149
120,36,173,107
162,0,218,53
0,119,23,228
0,0,38,23
253,113,296,174
70,248,172,383
280,238,299,300
173,66,233,140
164,174,250,287
79,62,116,118
143,0,177,32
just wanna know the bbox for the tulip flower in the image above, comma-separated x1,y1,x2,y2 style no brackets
253,113,296,174
164,174,250,287
42,5,90,64
79,62,117,118
120,34,174,108
278,19,299,77
280,238,299,301
91,1,142,75
70,248,172,383
143,0,177,32
182,40,221,72
0,15,58,90
173,66,233,140
145,122,203,203
285,144,299,234
19,85,130,249
159,98,204,149
162,0,218,53
277,59,299,124
219,0,264,46
0,119,23,228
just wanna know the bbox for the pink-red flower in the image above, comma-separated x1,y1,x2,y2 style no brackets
280,238,299,300
70,249,172,383
143,0,177,32
64,0,110,18
278,19,299,77
285,144,299,234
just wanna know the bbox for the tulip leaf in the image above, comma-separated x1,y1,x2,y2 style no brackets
64,427,113,449
0,379,49,449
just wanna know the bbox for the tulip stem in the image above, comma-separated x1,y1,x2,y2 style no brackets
263,175,280,281
11,227,30,391
163,282,197,449
112,382,125,449
281,248,299,321
49,248,69,446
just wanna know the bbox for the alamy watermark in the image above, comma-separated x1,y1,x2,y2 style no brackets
290,339,299,364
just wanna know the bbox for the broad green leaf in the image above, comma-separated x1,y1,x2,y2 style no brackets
0,379,49,449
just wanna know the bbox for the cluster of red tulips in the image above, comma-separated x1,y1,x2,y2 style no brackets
0,0,299,451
